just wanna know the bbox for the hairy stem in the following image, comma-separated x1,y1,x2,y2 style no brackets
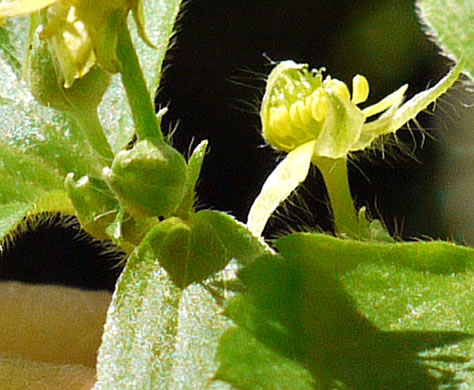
71,109,113,165
116,24,163,143
313,156,359,238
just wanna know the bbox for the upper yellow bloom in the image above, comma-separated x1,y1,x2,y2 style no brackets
248,60,464,236
261,60,408,159
0,0,153,87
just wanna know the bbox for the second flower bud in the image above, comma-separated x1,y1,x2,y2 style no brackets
103,140,188,219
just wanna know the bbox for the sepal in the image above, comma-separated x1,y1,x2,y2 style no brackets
27,27,110,113
65,173,118,240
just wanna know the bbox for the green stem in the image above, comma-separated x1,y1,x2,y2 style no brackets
71,109,114,164
312,156,359,238
116,24,163,143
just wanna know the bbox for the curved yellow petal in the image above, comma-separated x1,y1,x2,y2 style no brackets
362,84,408,118
389,61,464,132
247,140,316,237
0,0,58,17
312,90,365,159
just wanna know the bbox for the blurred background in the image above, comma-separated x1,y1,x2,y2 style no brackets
1,0,472,290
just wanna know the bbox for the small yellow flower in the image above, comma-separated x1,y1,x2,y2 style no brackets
248,60,464,237
261,60,409,158
0,0,153,87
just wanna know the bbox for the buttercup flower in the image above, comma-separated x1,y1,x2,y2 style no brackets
0,0,153,87
248,60,464,237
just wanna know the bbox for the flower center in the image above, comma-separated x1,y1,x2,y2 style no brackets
262,61,333,152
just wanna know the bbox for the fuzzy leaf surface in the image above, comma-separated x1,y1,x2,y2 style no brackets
218,233,473,389
0,141,73,244
417,0,474,79
95,210,267,389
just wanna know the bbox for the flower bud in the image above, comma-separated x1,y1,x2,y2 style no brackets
26,27,110,114
65,173,118,240
103,140,188,218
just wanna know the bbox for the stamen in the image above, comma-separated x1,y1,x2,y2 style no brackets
352,75,369,104
310,90,329,122
268,106,290,138
289,100,310,128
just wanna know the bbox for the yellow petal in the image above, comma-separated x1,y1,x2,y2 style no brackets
362,84,408,118
389,61,464,132
0,0,58,17
247,140,316,236
310,89,328,122
313,90,364,159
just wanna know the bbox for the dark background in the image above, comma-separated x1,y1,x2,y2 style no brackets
0,0,457,290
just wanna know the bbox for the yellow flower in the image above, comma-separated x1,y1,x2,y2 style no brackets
248,60,464,237
0,0,153,87
261,60,410,158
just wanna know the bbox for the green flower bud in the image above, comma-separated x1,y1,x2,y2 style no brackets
26,27,110,114
103,140,188,218
65,173,118,240
0,0,153,87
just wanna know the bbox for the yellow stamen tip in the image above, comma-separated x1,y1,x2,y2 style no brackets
352,74,369,104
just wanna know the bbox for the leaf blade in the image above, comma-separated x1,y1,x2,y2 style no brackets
417,0,474,79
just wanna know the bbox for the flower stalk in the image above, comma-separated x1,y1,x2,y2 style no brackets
70,109,113,162
116,24,163,144
312,156,359,238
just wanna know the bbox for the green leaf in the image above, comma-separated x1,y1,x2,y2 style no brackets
0,141,74,243
95,224,236,389
96,208,268,388
275,232,473,275
100,0,183,152
342,263,473,388
417,0,474,79
0,202,32,244
216,326,317,390
0,19,24,76
218,234,473,389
